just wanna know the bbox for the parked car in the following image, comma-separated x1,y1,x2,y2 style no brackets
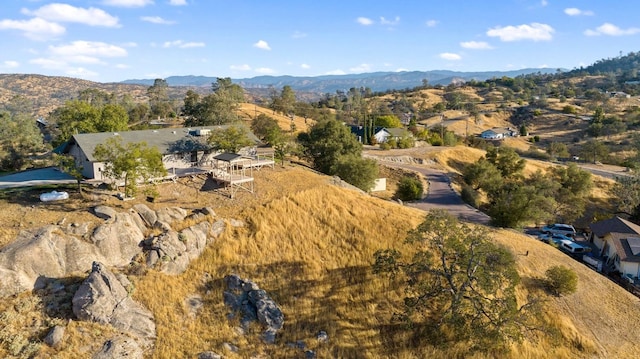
538,233,574,244
558,240,591,254
541,223,576,237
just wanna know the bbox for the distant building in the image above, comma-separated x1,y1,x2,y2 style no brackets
479,127,518,140
349,125,412,144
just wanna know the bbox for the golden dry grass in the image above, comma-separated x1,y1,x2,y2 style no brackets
237,102,313,134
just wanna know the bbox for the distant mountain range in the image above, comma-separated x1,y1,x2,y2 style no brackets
122,68,560,94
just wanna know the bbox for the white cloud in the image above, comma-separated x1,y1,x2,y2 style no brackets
22,3,120,27
255,67,275,74
349,63,372,72
395,68,409,72
356,17,373,26
0,17,65,40
425,20,438,27
141,16,175,25
115,63,130,69
380,16,400,26
460,41,493,50
300,63,310,69
50,41,127,58
102,0,154,7
292,31,307,39
439,53,462,60
2,60,19,68
584,23,640,36
168,0,187,5
486,23,554,42
163,40,205,48
541,0,548,6
253,40,271,50
29,57,67,69
66,67,99,77
326,69,346,75
230,64,251,71
564,8,594,16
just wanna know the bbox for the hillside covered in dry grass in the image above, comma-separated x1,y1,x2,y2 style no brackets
0,149,639,358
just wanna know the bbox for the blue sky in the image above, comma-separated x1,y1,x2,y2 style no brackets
1,0,639,83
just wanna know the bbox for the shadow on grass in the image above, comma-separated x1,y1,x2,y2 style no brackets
200,261,398,357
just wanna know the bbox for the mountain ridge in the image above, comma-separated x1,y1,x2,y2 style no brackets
121,68,560,93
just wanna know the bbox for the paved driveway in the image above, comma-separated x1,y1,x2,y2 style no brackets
0,167,76,189
378,161,491,225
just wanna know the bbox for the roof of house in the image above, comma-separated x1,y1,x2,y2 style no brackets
589,216,640,238
385,127,411,138
59,125,260,162
213,152,243,162
348,125,386,138
609,233,640,263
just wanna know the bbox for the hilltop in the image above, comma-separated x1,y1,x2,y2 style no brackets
0,147,638,358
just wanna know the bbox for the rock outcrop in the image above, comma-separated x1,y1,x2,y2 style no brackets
72,262,155,342
223,274,284,344
0,205,228,296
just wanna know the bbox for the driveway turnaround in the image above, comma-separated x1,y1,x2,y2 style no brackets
380,161,491,225
0,167,76,189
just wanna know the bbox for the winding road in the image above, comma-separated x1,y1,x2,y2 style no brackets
378,160,491,225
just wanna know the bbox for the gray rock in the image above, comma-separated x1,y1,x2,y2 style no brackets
93,336,143,359
133,204,157,227
305,350,316,359
90,213,146,266
263,328,277,344
223,342,238,353
72,262,156,346
229,219,244,227
316,330,328,342
211,220,226,238
94,206,118,220
223,275,284,343
202,207,216,216
44,325,65,348
155,207,187,225
242,281,260,292
223,291,240,310
198,352,222,359
224,274,243,291
186,294,203,318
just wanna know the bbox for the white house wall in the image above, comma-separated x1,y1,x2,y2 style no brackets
620,261,640,278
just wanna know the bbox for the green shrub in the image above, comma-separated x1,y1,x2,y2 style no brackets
395,176,424,201
460,184,480,208
545,265,578,296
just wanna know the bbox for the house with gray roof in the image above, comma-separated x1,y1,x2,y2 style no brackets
349,125,412,144
589,216,640,279
57,125,260,181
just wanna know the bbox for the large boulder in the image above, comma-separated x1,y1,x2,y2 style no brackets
93,206,118,221
90,213,146,267
0,226,108,296
156,207,187,225
223,275,284,343
133,204,157,227
144,221,211,274
72,262,155,346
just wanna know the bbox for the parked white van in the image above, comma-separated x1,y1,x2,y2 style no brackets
559,240,591,254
